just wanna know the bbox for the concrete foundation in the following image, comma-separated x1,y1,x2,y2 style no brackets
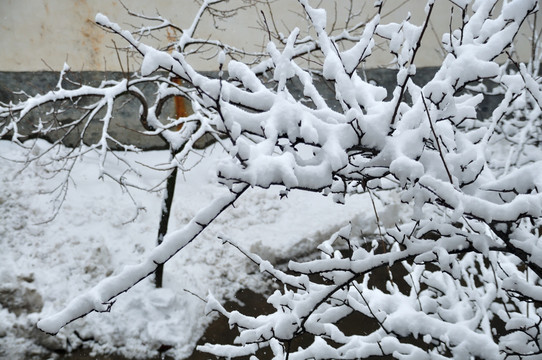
0,69,502,150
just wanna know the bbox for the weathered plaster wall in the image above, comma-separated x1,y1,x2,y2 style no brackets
1,0,536,72
0,1,525,149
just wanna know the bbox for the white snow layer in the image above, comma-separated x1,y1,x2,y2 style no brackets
0,140,377,359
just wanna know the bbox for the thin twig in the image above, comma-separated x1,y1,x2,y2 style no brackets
421,93,454,184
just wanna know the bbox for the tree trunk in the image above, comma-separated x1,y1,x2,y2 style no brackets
155,150,178,288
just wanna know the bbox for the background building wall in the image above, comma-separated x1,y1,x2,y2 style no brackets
1,0,537,72
0,1,532,149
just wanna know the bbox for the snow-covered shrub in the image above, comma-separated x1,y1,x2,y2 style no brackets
3,0,542,358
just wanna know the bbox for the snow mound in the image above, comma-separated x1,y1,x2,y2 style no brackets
0,140,387,359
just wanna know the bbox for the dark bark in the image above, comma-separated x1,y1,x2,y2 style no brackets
155,151,178,288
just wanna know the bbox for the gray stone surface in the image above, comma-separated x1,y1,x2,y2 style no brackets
0,69,503,150
0,71,173,150
0,270,43,316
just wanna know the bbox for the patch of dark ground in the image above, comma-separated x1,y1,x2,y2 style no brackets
33,289,270,360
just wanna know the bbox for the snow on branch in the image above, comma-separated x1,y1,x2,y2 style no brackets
37,183,248,334
3,0,542,358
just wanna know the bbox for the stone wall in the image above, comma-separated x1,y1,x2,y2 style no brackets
0,69,503,150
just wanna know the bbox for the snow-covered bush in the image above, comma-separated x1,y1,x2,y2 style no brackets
2,0,542,358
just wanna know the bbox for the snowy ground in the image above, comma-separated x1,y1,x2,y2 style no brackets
0,139,388,359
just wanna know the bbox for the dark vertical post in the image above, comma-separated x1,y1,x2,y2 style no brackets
155,150,178,288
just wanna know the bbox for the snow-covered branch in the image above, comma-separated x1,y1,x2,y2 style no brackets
3,0,542,358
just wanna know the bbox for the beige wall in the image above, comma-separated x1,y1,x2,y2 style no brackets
0,0,537,72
